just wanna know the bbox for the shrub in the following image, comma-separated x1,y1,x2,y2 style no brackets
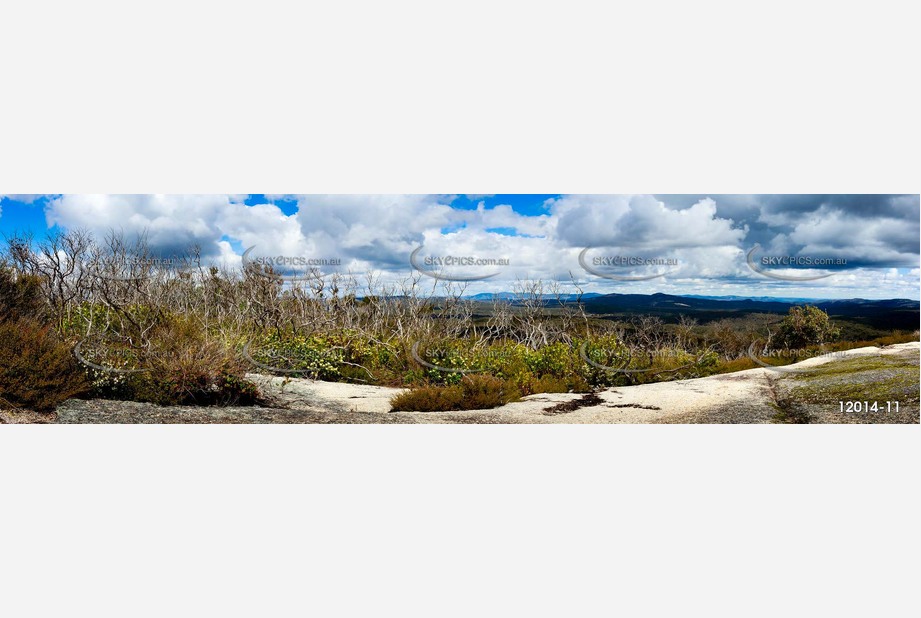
526,341,577,378
251,330,403,384
578,335,630,387
458,374,521,409
706,318,752,359
136,321,262,406
253,331,343,381
0,266,44,324
391,374,520,412
776,305,840,349
0,319,89,412
79,316,262,406
516,374,572,396
391,383,465,412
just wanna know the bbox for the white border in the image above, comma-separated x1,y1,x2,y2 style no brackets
1,1,918,617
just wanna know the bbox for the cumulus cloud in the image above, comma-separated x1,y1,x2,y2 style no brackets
45,194,264,258
549,195,746,249
787,210,918,268
1,194,52,204
28,193,921,299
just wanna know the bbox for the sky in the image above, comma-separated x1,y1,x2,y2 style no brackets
0,194,918,300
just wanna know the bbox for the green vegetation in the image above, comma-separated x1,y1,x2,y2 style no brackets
1,232,917,414
785,353,920,404
770,350,920,424
776,305,841,348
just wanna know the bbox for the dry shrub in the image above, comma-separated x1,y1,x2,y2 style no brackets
517,374,582,396
126,320,261,406
710,357,760,374
85,317,262,407
391,374,520,412
458,374,521,409
825,331,918,350
0,266,44,323
0,319,89,412
390,383,464,412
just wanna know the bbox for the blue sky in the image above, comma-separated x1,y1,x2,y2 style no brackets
1,194,918,299
0,194,51,236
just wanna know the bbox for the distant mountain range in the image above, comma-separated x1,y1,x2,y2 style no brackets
464,292,604,301
681,294,828,303
463,291,918,306
577,292,918,311
457,291,919,330
575,293,919,330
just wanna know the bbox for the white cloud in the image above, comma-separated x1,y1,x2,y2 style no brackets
32,194,921,299
46,194,261,257
1,194,51,204
548,195,746,249
787,210,918,267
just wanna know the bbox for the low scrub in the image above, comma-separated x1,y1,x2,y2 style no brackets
0,266,44,323
80,317,262,407
0,319,90,412
4,236,916,413
391,375,521,412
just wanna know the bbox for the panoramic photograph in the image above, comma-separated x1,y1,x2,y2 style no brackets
6,3,918,617
1,193,918,424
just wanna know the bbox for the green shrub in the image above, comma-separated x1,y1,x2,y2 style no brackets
255,331,342,380
0,319,89,412
578,335,630,387
526,341,577,377
777,305,840,349
251,330,405,383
